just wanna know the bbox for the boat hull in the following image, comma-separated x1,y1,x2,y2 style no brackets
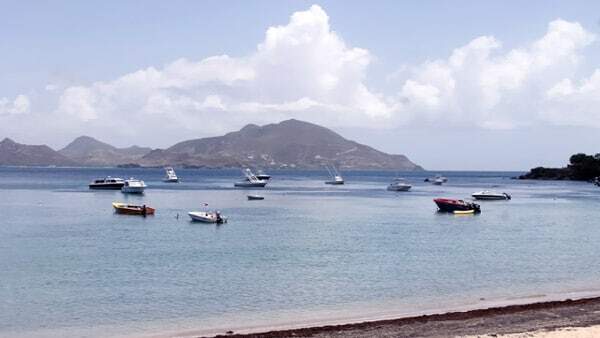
234,181,267,188
89,183,124,190
472,193,511,200
325,180,344,185
247,195,264,200
434,198,480,213
256,174,271,180
387,185,411,191
121,187,145,194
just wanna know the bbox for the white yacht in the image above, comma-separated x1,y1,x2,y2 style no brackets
325,164,344,185
387,178,412,191
426,174,447,185
472,191,511,200
255,170,271,180
121,178,147,194
163,167,179,183
234,168,267,188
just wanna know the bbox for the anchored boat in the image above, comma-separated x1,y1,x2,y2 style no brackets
89,177,125,190
387,178,411,191
434,198,481,213
234,168,267,188
472,191,511,200
163,167,179,183
325,164,344,185
121,178,147,194
112,202,155,216
189,210,226,223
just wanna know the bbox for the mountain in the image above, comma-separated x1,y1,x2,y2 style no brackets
140,119,422,170
0,138,76,166
59,136,152,166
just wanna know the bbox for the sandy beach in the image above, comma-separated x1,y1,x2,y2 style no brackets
203,297,600,338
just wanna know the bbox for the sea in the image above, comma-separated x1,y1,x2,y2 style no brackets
2,167,600,337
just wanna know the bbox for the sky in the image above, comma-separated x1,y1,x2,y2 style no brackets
2,0,600,170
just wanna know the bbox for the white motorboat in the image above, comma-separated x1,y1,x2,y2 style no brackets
188,210,226,223
234,168,267,188
387,178,412,191
163,167,179,182
472,190,511,200
325,164,344,185
121,178,147,194
89,176,125,190
247,194,264,200
432,177,444,185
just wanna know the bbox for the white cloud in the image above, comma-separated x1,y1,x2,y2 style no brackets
57,5,391,132
543,69,600,126
395,19,595,128
0,94,30,115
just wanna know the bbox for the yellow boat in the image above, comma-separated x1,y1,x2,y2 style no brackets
453,209,476,215
112,202,155,215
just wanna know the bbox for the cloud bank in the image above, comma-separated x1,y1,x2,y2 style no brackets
3,5,600,147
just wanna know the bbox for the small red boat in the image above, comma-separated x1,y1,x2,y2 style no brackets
434,198,480,213
112,202,155,216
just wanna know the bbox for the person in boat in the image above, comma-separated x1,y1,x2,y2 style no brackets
216,211,223,224
142,204,147,216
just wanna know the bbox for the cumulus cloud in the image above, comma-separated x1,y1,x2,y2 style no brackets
57,5,391,132
0,95,30,115
395,19,595,128
49,7,600,139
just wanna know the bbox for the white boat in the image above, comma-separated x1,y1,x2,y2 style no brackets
163,167,179,182
325,164,344,185
188,210,226,223
387,178,412,191
472,190,511,200
247,194,264,200
234,168,267,188
426,174,447,185
121,178,147,194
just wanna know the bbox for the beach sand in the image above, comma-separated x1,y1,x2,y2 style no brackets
204,297,600,338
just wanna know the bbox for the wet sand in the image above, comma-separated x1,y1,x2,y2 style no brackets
206,297,600,338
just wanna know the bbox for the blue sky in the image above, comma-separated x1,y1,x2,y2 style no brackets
2,1,600,170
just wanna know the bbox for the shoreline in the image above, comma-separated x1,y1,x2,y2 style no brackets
202,296,600,338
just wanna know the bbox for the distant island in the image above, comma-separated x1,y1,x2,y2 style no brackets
0,119,423,171
519,153,600,181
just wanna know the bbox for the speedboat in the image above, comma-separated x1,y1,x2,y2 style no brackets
434,198,481,213
387,178,411,191
432,177,444,185
163,167,179,182
89,176,125,190
325,164,344,185
121,178,147,194
112,202,155,216
472,191,511,200
234,168,267,188
247,194,264,200
189,210,226,224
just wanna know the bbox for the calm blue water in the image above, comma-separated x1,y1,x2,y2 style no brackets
2,167,600,337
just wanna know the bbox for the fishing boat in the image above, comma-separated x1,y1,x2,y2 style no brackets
121,178,147,194
89,177,125,190
234,168,267,188
247,194,264,200
188,210,226,223
163,167,179,182
387,178,411,191
112,202,155,215
434,198,481,213
472,191,511,200
324,164,344,185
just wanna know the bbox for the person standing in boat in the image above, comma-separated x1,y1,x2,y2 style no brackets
142,204,147,216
